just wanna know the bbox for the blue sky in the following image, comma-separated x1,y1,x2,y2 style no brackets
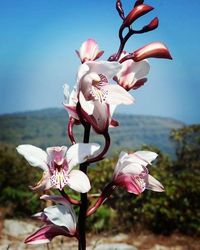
0,0,200,124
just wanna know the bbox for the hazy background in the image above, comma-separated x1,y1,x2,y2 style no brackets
0,0,200,124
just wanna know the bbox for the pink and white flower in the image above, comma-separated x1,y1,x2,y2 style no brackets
114,51,150,91
113,151,164,195
76,39,104,63
77,60,134,133
16,143,100,192
25,195,77,244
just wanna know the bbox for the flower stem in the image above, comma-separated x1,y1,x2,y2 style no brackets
87,131,110,164
78,123,91,250
87,182,116,216
59,190,81,205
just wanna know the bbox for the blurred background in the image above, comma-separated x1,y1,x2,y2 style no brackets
0,0,199,249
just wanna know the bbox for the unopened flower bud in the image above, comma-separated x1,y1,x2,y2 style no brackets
133,42,172,61
123,4,154,28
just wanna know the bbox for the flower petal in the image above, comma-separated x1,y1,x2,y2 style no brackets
115,174,145,195
77,63,90,85
86,61,122,79
103,84,134,105
41,195,77,224
24,224,69,245
46,146,68,164
67,143,100,170
147,174,164,192
44,205,76,233
77,39,104,63
16,144,48,171
63,104,79,120
134,151,158,165
132,60,150,80
30,171,52,192
121,162,147,175
40,194,69,206
92,101,110,133
67,169,91,193
114,151,128,176
79,91,94,115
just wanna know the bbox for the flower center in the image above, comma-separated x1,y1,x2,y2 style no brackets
50,168,68,190
89,74,108,103
134,176,146,192
50,161,69,190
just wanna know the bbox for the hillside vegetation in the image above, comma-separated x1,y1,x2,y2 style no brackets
0,108,183,156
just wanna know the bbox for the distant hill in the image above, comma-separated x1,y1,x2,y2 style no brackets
0,108,184,156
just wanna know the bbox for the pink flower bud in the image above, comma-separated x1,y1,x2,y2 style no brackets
123,4,154,27
133,42,172,61
142,17,159,32
76,39,104,63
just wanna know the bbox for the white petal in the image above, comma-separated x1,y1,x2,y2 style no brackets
134,151,158,165
109,104,117,117
92,101,110,132
79,91,94,115
16,144,48,171
77,63,90,86
121,163,146,175
114,151,128,176
147,174,164,192
67,143,100,170
40,194,70,206
44,205,76,233
86,61,122,79
41,195,77,223
103,84,134,105
133,60,150,80
67,170,91,193
63,84,70,104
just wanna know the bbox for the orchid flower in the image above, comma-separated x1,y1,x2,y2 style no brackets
25,195,77,244
114,51,150,91
77,60,134,133
113,151,164,195
76,39,104,63
16,143,100,192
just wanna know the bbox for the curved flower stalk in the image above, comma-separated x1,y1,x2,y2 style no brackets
113,151,164,194
77,60,134,134
16,143,100,192
76,39,104,63
25,195,77,244
114,51,150,91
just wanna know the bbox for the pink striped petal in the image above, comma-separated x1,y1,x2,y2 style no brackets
115,174,145,195
24,224,69,245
